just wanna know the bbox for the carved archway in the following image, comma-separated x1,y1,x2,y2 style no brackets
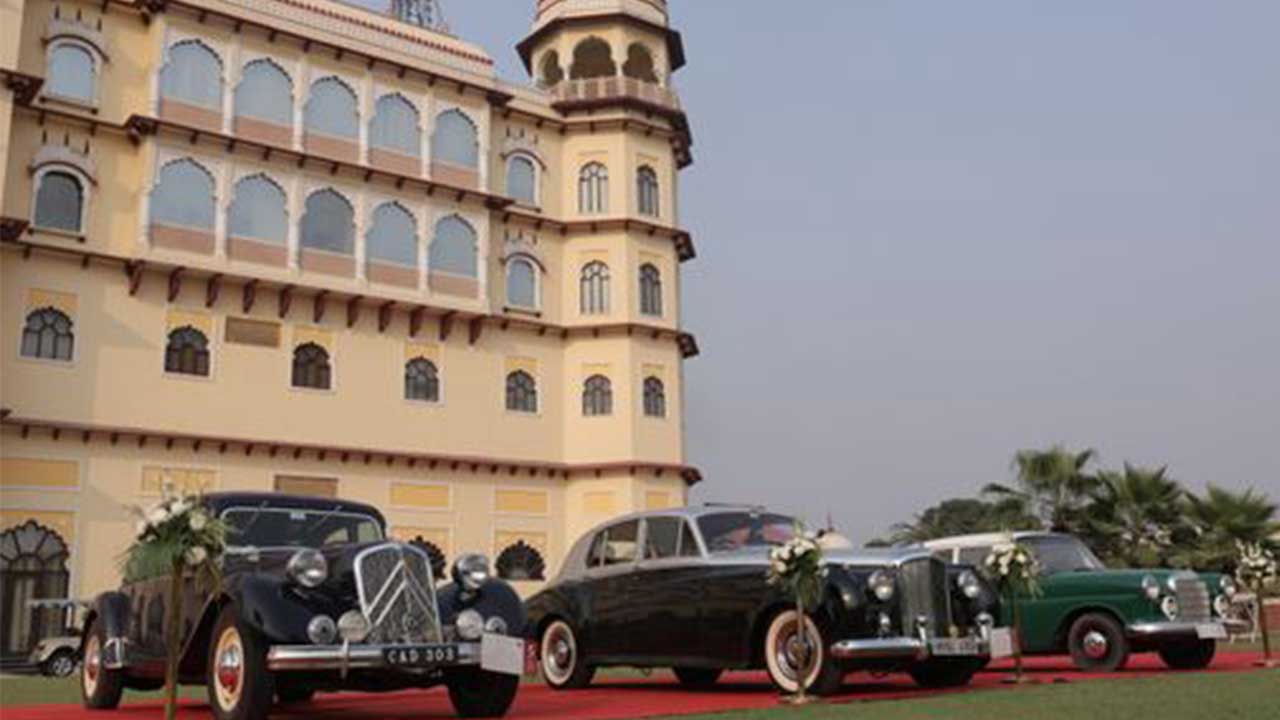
407,536,447,581
495,540,546,581
0,521,70,657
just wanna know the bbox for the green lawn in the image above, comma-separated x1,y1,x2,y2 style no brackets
674,670,1280,720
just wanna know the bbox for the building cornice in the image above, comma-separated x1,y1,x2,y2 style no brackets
0,412,703,486
1,233,701,359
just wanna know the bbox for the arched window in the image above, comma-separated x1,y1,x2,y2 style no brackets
46,43,96,103
506,257,538,310
495,541,546,581
578,163,608,214
580,261,610,314
583,375,613,417
164,326,210,377
643,377,666,418
407,537,447,580
292,343,331,390
304,77,359,139
300,189,354,254
506,155,537,205
639,263,662,316
33,170,84,232
370,94,420,157
429,216,477,277
0,522,70,657
405,357,440,402
150,159,215,229
431,110,478,168
540,51,564,87
234,59,293,126
159,40,223,109
227,174,287,244
622,43,659,84
637,165,659,217
506,371,537,413
20,308,74,361
570,37,616,80
367,202,417,266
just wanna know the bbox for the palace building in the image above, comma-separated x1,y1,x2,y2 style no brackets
0,0,700,659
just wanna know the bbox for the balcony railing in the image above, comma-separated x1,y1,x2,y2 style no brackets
546,77,681,114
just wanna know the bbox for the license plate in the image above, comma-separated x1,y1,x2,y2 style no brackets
1196,623,1227,640
384,644,459,668
930,637,982,657
989,628,1014,659
481,634,526,676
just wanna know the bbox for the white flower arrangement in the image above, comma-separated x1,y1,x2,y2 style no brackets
126,482,226,579
766,532,827,599
1236,541,1278,587
982,536,1043,599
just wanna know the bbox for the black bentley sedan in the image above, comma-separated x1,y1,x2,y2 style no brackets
526,505,1001,695
80,492,526,720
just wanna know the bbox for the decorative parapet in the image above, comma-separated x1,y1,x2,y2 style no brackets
534,0,669,30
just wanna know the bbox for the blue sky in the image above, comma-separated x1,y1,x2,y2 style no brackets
359,1,1280,540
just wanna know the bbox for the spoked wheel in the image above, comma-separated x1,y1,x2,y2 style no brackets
46,649,78,678
540,619,595,690
1067,612,1129,672
81,620,124,710
762,610,843,696
207,607,273,720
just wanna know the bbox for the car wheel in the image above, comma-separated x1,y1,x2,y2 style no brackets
1158,640,1216,670
908,658,983,688
762,609,843,696
1067,612,1129,672
45,649,78,678
275,684,316,705
672,667,723,688
207,606,273,720
540,619,595,690
445,667,520,718
81,618,124,710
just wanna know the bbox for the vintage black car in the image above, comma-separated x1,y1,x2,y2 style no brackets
80,493,526,720
525,506,1001,695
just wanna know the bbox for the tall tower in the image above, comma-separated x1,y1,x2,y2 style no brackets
518,0,696,544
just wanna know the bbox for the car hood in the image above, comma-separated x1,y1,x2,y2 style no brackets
707,545,934,568
1045,567,1216,593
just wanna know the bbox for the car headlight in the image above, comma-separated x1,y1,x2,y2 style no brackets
452,553,490,593
956,570,982,600
1213,594,1231,618
307,615,337,645
868,569,895,602
1219,576,1237,598
484,616,509,635
1161,595,1179,621
1141,574,1161,602
337,610,370,643
287,549,328,588
456,609,484,640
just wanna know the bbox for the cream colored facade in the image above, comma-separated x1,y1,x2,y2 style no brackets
0,0,699,650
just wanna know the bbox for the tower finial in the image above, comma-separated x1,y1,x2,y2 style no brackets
390,0,448,32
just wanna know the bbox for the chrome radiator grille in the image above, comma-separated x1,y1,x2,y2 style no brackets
1174,577,1211,623
899,557,951,637
355,543,442,644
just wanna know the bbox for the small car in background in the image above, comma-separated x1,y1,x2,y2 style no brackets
81,492,526,720
923,532,1243,671
526,505,1002,696
26,599,88,677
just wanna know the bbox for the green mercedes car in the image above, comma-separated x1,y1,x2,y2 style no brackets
923,532,1243,671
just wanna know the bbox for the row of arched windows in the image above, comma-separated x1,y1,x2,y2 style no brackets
539,39,662,87
156,40,479,168
504,372,666,418
146,158,479,277
576,163,660,217
580,261,663,316
408,536,546,582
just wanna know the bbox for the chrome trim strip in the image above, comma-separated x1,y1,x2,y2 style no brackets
1127,621,1225,638
829,638,928,661
266,642,481,672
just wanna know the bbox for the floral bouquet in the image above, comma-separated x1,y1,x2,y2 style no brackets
766,530,827,702
983,536,1042,683
1235,541,1278,666
124,484,227,720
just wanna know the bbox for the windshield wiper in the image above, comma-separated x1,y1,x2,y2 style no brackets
304,504,345,540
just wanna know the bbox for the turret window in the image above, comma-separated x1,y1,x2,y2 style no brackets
234,59,293,126
292,343,332,390
305,77,359,139
639,263,663,316
583,375,613,417
637,166,659,217
165,326,211,377
33,170,85,233
160,40,223,109
506,371,538,413
20,308,74,362
579,163,608,214
622,43,659,84
570,37,617,80
644,377,667,418
580,261,610,314
539,51,564,87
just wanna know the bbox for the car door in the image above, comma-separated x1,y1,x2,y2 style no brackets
581,520,641,660
629,517,706,662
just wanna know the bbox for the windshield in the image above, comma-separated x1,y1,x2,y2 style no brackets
696,512,798,554
222,506,383,550
1025,535,1106,574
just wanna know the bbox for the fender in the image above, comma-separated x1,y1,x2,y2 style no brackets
225,575,312,643
438,578,528,637
88,592,132,640
523,588,579,641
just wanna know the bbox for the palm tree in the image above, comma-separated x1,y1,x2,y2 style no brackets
983,446,1099,533
1084,465,1186,567
1178,484,1278,572
887,498,1040,545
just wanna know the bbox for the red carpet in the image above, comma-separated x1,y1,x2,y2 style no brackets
3,652,1267,720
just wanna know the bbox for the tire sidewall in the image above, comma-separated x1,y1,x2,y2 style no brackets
540,619,590,689
80,618,123,709
763,610,825,694
206,607,272,720
46,649,77,678
1068,613,1128,672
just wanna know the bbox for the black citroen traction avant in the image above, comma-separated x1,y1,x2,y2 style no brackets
525,505,1002,695
79,492,527,720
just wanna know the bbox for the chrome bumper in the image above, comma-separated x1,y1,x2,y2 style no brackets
1127,621,1231,639
266,642,481,672
829,636,990,661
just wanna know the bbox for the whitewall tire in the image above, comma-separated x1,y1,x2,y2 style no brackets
763,609,843,696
